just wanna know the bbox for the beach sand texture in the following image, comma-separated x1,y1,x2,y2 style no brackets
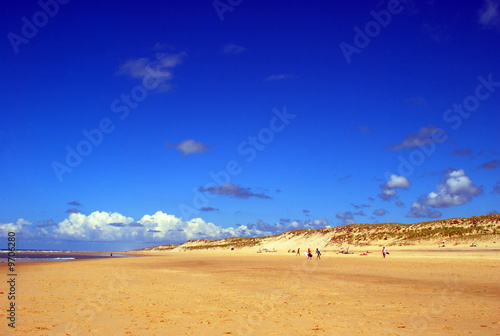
2,249,499,336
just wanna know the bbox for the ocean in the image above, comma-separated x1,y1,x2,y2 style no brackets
0,250,138,263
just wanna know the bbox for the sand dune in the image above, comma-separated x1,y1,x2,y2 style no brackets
140,214,500,253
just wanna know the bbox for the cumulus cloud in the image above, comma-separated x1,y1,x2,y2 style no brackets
54,211,135,241
379,188,396,200
478,159,500,170
386,125,441,150
378,174,410,201
49,211,231,243
385,175,411,189
373,209,388,216
406,169,482,218
67,201,81,206
0,211,332,244
222,43,247,54
395,201,405,208
66,208,81,214
479,0,500,29
138,212,228,241
166,139,210,156
198,183,271,199
0,219,33,237
117,51,186,91
424,169,482,207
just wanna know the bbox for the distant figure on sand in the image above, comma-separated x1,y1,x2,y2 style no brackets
382,247,387,258
346,246,349,254
297,248,300,256
316,248,321,260
110,252,113,257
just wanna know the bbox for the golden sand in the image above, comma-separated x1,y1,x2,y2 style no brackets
2,249,499,335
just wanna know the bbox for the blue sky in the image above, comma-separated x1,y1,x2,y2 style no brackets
1,0,499,250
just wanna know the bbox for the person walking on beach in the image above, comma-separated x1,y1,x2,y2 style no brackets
296,248,300,256
307,248,313,260
316,248,321,260
382,246,387,258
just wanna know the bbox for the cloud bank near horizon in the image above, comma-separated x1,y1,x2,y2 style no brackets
0,211,330,245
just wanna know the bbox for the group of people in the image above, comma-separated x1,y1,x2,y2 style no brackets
295,248,321,260
293,247,389,258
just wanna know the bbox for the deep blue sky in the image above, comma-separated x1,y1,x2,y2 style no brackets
1,0,499,250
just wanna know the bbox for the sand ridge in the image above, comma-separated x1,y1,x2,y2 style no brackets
136,214,500,253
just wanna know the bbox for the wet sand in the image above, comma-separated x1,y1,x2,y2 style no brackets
2,249,499,335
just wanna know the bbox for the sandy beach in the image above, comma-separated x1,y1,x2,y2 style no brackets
2,248,499,336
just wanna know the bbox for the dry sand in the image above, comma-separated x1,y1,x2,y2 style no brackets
1,249,499,336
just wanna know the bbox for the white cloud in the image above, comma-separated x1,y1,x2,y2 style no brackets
378,174,410,200
0,218,33,237
479,0,500,29
380,188,396,199
406,169,482,218
166,139,210,156
385,175,410,189
46,211,230,243
1,210,334,245
54,212,135,241
139,211,227,241
117,51,186,91
425,169,482,207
